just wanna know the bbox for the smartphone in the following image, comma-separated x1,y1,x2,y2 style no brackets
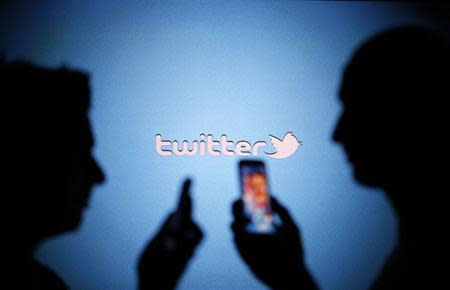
239,160,276,234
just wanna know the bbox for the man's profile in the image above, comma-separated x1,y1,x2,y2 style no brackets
2,61,105,289
1,60,202,290
334,26,449,289
232,26,450,289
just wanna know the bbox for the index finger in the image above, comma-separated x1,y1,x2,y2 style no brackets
178,178,192,220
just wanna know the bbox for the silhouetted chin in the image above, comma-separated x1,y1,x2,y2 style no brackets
50,207,85,236
62,188,92,232
67,207,86,230
351,162,384,188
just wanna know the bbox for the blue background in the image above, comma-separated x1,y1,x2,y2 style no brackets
0,1,437,289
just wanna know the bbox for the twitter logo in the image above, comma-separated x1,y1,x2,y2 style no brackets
266,132,302,159
155,132,301,159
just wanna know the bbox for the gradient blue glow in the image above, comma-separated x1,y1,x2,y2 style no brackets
1,1,435,289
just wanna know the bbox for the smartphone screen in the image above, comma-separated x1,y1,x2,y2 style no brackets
239,160,275,234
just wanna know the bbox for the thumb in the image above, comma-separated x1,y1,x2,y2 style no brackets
270,196,298,231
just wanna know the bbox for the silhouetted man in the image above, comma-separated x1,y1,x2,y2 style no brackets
232,26,449,289
1,60,202,290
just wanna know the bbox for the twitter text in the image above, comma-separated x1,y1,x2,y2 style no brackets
155,132,301,159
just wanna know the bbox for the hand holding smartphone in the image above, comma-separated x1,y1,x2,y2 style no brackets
138,179,203,290
233,163,318,289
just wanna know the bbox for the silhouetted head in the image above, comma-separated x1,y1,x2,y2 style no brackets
2,61,105,244
333,27,449,194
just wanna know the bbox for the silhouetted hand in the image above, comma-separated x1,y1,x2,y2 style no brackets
231,197,317,290
138,179,203,290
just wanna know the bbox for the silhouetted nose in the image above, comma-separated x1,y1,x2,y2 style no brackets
90,157,106,184
333,114,344,143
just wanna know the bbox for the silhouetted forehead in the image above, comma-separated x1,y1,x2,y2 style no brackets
2,61,91,111
339,66,355,103
83,115,95,148
71,113,95,150
339,26,450,102
2,61,94,150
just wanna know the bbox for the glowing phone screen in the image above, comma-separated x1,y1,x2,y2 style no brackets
240,162,275,234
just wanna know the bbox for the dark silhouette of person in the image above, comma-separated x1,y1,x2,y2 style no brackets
232,26,449,289
1,60,202,290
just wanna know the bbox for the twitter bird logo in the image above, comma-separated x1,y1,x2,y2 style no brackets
266,132,302,159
